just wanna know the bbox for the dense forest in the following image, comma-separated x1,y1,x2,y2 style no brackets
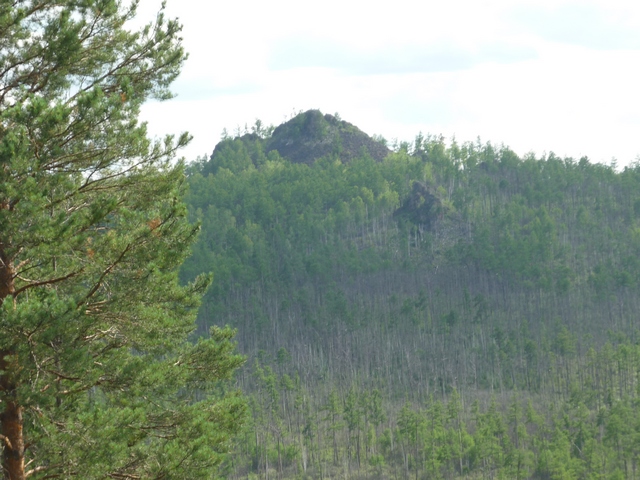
182,110,640,479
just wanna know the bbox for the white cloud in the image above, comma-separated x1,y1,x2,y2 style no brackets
136,0,640,165
268,38,537,75
510,2,640,50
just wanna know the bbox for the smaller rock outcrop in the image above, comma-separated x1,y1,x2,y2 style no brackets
393,182,444,230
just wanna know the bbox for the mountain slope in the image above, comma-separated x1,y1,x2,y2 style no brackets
183,112,640,479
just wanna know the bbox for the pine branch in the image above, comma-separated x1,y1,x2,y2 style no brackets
13,269,84,297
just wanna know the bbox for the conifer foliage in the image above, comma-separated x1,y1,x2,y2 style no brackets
0,1,245,478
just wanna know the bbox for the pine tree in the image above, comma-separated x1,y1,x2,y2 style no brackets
0,1,245,478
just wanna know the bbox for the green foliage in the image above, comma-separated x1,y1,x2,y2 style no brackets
184,115,640,478
229,365,640,479
0,2,245,478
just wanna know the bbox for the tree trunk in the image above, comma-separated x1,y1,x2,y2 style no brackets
0,354,25,480
0,247,24,480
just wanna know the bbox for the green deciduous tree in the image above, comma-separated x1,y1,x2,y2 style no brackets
0,1,245,478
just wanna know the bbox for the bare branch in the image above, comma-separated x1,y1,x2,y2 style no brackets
13,268,84,297
0,434,13,450
45,370,81,382
26,464,63,478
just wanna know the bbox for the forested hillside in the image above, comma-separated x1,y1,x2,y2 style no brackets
183,110,640,479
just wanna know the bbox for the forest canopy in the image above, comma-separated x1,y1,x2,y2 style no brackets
183,111,640,479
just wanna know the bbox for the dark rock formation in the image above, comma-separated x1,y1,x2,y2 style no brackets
203,110,393,176
266,110,391,164
393,181,444,230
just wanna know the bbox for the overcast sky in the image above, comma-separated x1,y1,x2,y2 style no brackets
135,0,640,167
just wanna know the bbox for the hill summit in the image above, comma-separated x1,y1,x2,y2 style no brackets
266,110,391,164
204,110,391,174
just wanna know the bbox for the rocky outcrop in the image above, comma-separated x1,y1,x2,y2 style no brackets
393,181,444,230
266,110,391,164
205,110,392,173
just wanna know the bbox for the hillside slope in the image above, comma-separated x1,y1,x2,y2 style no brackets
183,111,640,479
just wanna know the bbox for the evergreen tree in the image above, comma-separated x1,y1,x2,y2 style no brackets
0,1,245,478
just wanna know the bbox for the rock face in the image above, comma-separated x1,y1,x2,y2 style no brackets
393,181,444,230
266,110,391,164
205,110,392,173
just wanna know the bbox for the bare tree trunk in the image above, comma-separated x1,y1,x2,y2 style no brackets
0,247,25,480
0,354,25,480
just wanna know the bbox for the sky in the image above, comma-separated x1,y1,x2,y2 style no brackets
135,0,640,167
